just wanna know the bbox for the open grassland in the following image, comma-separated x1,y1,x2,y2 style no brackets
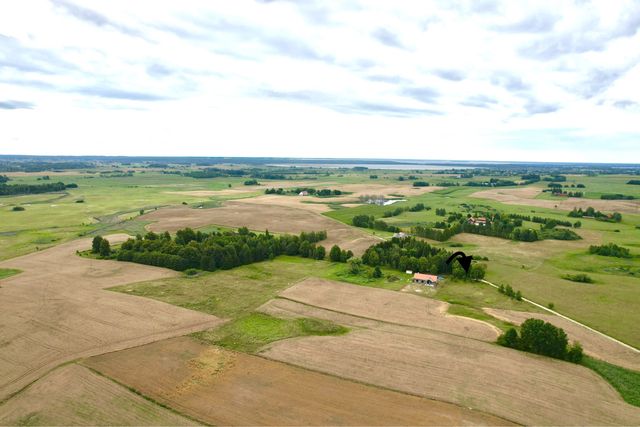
110,257,407,320
262,326,640,426
484,308,640,371
0,172,250,260
0,364,195,426
0,234,221,401
83,336,511,426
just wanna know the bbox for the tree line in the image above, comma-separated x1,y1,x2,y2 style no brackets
361,237,486,279
352,215,400,233
0,181,77,196
411,213,581,243
264,187,343,196
93,228,351,272
382,203,428,218
568,207,622,222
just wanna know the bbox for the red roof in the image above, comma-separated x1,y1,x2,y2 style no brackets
413,273,439,282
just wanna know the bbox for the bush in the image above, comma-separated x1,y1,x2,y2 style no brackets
497,328,519,348
244,179,259,185
562,273,594,283
589,243,631,258
184,268,199,276
11,206,25,211
566,342,584,363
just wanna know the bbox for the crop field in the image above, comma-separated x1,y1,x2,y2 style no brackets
262,327,640,426
83,336,511,426
0,364,196,426
0,234,221,401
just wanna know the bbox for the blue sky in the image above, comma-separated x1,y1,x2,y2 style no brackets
0,0,639,162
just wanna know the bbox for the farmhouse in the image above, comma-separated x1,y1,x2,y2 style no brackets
412,273,439,286
468,217,487,226
393,232,409,239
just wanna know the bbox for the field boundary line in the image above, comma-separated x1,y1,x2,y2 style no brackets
479,279,640,354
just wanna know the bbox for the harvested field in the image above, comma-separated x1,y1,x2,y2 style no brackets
84,336,511,426
234,194,334,213
0,235,222,401
144,203,381,255
471,186,640,214
0,364,194,426
278,278,500,341
262,327,640,426
484,308,640,371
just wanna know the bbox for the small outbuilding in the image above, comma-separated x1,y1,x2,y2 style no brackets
299,191,309,196
412,273,439,286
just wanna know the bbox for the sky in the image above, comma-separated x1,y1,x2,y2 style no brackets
0,0,639,162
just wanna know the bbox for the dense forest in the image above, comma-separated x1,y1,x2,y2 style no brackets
101,228,337,271
0,181,77,196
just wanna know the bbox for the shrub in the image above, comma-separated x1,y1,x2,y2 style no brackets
11,206,25,211
497,328,519,348
566,342,584,363
244,179,259,185
184,268,199,276
589,243,631,258
562,273,594,283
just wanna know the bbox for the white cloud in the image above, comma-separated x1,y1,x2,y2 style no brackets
0,0,639,162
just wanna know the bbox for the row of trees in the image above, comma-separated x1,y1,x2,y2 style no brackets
601,193,635,200
0,181,77,196
589,243,632,258
382,203,428,218
568,207,622,222
351,215,400,233
498,284,522,300
264,187,343,196
98,228,346,272
498,319,583,363
360,237,486,279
